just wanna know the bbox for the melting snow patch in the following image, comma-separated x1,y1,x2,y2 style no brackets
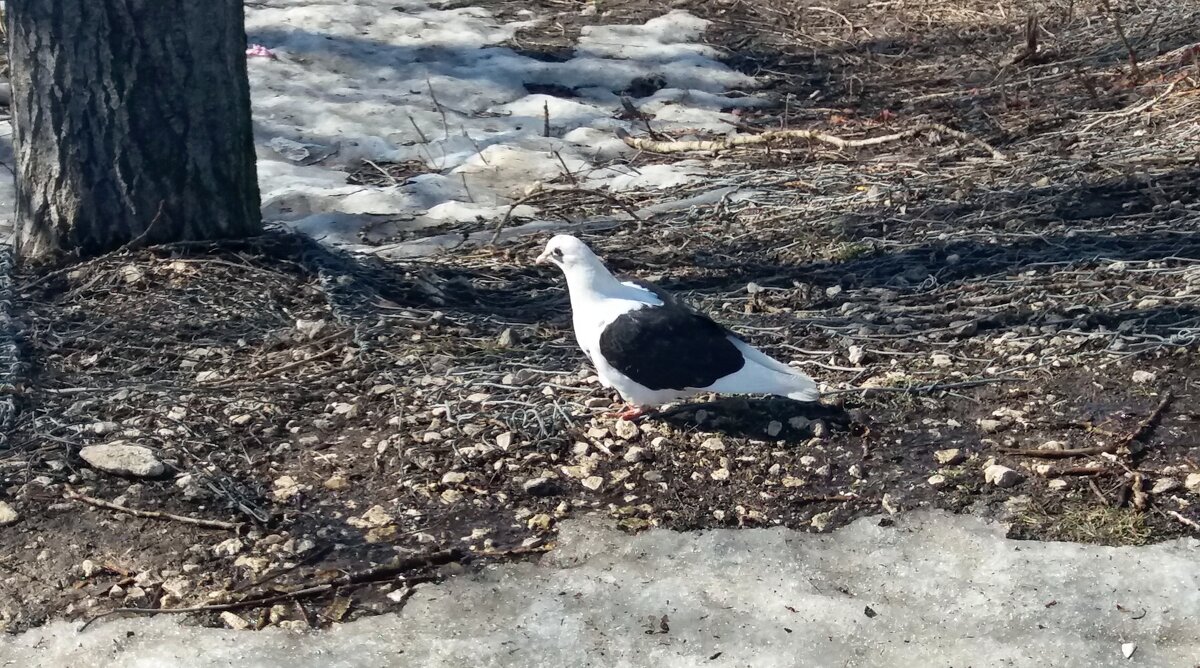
6,511,1199,667
244,0,757,252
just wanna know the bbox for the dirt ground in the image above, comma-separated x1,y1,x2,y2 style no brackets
2,0,1200,634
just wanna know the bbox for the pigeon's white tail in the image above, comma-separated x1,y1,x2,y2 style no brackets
707,337,820,402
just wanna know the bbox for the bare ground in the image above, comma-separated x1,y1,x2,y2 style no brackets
2,0,1200,634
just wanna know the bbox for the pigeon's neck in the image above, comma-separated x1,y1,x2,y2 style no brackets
564,262,628,302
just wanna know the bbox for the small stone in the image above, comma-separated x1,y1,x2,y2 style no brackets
90,421,121,435
386,588,411,603
927,474,947,488
766,421,783,438
527,513,553,531
1151,478,1180,495
978,419,1004,433
700,437,725,451
273,475,302,501
366,526,399,543
825,285,843,298
522,477,560,497
847,345,866,365
1185,473,1200,494
441,471,467,485
811,420,829,439
194,370,223,383
221,612,251,630
323,475,349,491
562,465,590,479
781,476,805,488
496,328,519,348
1047,478,1069,491
119,265,144,284
623,446,648,463
810,511,833,531
495,432,515,450
1121,642,1136,659
160,577,192,599
108,585,126,598
1131,370,1156,384
294,319,328,340
440,489,463,504
613,419,640,441
80,559,100,577
79,442,165,478
212,538,244,557
0,501,18,526
581,476,604,490
931,353,952,368
710,468,730,481
934,448,964,465
125,586,147,601
235,555,271,573
984,464,1022,488
788,416,811,430
360,505,394,528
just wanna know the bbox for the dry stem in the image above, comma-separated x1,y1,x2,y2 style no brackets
614,123,1008,160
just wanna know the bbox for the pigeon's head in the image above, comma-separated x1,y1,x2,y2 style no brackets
536,235,600,272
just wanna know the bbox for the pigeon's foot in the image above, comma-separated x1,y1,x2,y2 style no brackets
605,405,653,421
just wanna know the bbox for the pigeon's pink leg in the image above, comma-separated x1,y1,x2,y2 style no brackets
615,406,646,421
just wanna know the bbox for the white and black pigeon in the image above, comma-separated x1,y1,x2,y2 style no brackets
536,234,820,420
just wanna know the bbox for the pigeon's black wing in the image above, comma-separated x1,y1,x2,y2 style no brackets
601,279,745,391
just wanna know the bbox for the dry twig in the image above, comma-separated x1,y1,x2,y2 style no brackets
79,548,466,631
65,487,243,533
614,123,1008,160
1001,391,1173,458
489,187,645,244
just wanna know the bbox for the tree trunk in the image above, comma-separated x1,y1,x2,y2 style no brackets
7,0,262,265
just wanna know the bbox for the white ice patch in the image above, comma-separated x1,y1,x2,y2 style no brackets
245,1,758,252
5,512,1199,667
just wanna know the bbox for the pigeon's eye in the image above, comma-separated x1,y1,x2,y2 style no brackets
552,248,563,258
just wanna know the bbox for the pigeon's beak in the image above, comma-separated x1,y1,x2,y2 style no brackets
535,249,553,265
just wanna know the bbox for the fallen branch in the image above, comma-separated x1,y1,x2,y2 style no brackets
118,200,167,253
1079,79,1181,133
1002,391,1173,458
823,376,1023,396
489,186,644,245
79,548,466,631
65,487,243,533
614,123,1008,160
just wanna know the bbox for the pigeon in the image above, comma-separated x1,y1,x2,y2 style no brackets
536,234,819,420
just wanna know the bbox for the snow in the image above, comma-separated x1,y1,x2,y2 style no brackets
5,511,1199,667
245,0,758,252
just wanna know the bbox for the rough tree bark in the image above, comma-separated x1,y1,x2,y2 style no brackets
6,0,262,265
